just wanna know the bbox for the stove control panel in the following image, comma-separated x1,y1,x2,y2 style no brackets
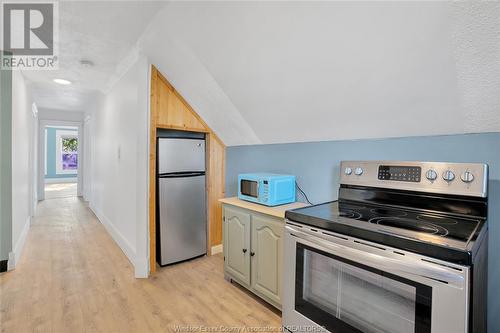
340,161,488,198
378,165,421,182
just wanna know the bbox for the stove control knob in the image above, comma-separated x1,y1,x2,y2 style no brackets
461,171,474,183
442,170,455,182
354,167,363,176
344,167,352,175
425,169,438,181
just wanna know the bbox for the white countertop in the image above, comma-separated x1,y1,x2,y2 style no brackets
219,197,309,219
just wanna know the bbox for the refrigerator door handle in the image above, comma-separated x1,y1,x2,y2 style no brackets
158,171,206,178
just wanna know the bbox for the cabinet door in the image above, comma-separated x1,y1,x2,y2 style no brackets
223,206,251,286
250,214,283,306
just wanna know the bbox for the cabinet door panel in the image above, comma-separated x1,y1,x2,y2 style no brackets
251,215,283,306
223,206,251,286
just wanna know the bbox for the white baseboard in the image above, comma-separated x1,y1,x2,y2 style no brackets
211,244,223,255
8,216,31,270
7,252,15,271
89,204,148,279
45,177,77,184
134,257,149,278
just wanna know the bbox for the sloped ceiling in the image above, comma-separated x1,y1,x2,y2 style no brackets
139,1,500,146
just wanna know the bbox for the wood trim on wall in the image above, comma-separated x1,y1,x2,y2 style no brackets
149,66,226,274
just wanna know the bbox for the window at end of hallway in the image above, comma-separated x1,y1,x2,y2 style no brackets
61,136,78,171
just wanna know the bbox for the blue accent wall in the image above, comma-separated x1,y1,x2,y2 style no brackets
45,127,77,179
226,132,500,331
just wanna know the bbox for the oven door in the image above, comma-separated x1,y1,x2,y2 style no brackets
283,224,469,333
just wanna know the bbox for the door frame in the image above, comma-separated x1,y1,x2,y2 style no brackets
82,115,92,202
37,119,83,200
29,103,38,217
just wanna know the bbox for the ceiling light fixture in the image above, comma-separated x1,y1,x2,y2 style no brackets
53,78,72,85
80,59,94,67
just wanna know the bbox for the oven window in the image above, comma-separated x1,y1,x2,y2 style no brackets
295,243,432,333
241,180,258,198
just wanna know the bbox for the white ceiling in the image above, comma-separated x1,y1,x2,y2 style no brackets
22,1,499,145
139,1,500,146
23,1,166,111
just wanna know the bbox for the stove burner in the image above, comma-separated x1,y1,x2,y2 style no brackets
338,209,362,219
417,214,458,225
370,208,408,217
370,217,449,236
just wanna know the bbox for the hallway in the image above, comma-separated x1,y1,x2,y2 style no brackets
0,197,281,332
44,183,78,199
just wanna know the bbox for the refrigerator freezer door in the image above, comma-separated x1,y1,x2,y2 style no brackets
158,174,207,265
158,138,205,174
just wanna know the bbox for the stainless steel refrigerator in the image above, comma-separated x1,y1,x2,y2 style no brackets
156,135,207,266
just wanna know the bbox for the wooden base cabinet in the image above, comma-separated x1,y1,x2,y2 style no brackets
223,204,283,309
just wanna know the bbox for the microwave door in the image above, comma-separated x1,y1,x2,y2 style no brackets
240,179,258,198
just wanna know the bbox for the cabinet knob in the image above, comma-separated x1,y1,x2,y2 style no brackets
250,252,255,257
242,248,247,254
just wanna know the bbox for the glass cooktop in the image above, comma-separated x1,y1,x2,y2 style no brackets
337,201,479,242
286,200,484,248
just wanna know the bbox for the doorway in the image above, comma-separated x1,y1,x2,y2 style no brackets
43,126,78,199
38,120,83,201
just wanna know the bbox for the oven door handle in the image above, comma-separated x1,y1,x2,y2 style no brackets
286,226,465,286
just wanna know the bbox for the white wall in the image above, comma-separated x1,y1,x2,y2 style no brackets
89,55,149,278
38,108,84,122
9,70,35,269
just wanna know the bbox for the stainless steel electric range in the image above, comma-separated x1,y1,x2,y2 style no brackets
283,161,488,333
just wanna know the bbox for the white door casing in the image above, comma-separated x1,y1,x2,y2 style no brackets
37,120,83,200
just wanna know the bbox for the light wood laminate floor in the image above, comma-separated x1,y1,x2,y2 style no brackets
0,197,281,332
44,183,77,199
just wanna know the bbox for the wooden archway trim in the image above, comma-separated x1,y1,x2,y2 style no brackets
149,66,226,273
